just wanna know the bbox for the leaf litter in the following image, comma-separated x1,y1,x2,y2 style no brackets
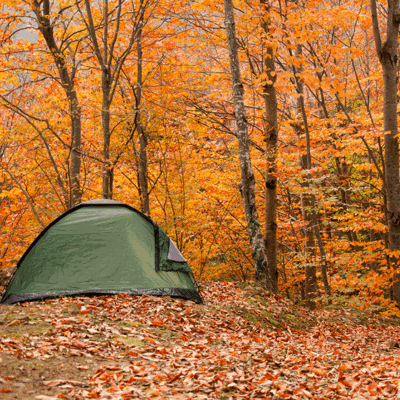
1,281,400,399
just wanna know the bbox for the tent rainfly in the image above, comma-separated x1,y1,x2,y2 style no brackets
0,199,202,304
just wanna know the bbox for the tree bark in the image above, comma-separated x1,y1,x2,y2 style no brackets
370,0,400,304
294,92,319,309
32,0,82,208
136,23,150,216
99,0,113,199
260,0,279,292
81,0,142,199
293,44,331,308
223,0,272,290
101,79,112,199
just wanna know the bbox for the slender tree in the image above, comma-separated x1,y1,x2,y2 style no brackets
78,0,149,199
260,0,279,292
223,0,272,291
136,23,150,215
31,0,83,207
370,0,400,304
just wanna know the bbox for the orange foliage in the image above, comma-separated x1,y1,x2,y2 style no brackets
0,0,397,314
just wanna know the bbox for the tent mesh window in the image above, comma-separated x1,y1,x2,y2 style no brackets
157,228,193,275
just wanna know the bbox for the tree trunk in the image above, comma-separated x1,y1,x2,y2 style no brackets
260,0,278,292
102,81,112,199
223,0,272,290
293,44,331,307
100,0,112,199
370,0,400,305
294,106,319,309
32,0,82,208
70,95,82,207
82,0,143,200
136,24,150,215
301,185,318,309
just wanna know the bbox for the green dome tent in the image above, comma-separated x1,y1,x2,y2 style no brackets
0,199,202,304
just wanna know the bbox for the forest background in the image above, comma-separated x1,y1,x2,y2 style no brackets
0,0,399,315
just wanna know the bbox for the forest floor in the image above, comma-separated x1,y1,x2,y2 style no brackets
1,281,400,399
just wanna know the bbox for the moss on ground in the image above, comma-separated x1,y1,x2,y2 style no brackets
1,320,52,338
113,335,146,347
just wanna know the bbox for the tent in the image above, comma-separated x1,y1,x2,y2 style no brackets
0,199,202,304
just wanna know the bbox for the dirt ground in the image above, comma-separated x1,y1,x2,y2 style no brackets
0,352,105,399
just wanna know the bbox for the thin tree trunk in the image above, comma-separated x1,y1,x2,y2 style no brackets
294,46,317,309
101,0,112,199
301,187,318,309
295,119,319,309
136,24,150,215
70,105,82,207
293,44,331,307
32,0,82,208
370,0,400,304
260,0,278,292
81,0,144,200
223,0,272,291
312,213,331,300
102,86,112,199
